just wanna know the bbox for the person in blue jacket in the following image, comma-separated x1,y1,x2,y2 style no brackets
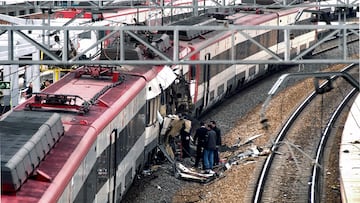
203,124,217,174
210,120,221,165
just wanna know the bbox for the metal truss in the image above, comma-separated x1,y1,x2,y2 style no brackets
0,0,359,66
0,0,358,108
0,0,359,9
0,23,359,66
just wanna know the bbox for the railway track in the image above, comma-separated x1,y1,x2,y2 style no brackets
312,31,359,56
252,64,359,203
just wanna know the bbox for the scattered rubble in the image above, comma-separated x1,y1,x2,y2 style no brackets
175,162,216,183
157,120,271,184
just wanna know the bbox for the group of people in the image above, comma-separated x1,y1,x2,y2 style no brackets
19,79,53,104
193,120,221,174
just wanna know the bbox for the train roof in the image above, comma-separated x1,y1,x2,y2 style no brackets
54,0,207,19
170,4,315,49
1,65,166,202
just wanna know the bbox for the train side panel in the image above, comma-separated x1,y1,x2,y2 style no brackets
189,8,317,116
94,90,147,203
54,89,148,203
56,66,177,203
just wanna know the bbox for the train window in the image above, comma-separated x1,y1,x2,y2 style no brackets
146,101,151,125
96,146,109,192
204,53,211,79
116,183,122,201
146,98,159,126
198,67,204,84
269,30,277,47
117,105,145,166
160,85,165,105
205,53,211,61
151,99,155,124
210,90,214,101
160,91,165,106
125,168,133,189
154,97,160,124
249,66,256,76
74,165,96,202
79,31,91,39
218,84,224,95
98,30,105,40
127,120,135,151
190,65,196,80
248,38,258,57
118,126,128,161
259,64,266,74
152,96,160,123
237,41,247,59
149,99,155,125
156,96,160,115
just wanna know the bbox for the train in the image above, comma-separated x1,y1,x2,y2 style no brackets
1,0,358,203
1,65,177,202
53,0,235,59
0,0,221,111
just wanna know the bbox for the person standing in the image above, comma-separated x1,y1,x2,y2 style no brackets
19,91,27,104
193,121,207,168
210,120,221,165
203,124,217,174
25,82,33,99
41,80,51,90
180,122,191,158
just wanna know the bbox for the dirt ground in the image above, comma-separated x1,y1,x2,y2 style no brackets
172,64,350,203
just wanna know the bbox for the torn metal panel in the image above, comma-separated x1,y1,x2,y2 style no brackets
175,162,216,183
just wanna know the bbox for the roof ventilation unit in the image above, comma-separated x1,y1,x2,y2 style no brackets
1,112,64,192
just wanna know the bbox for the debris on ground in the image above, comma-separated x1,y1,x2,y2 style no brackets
175,162,216,183
157,122,272,184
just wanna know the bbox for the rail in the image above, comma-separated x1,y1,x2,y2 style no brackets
309,88,358,203
253,64,358,202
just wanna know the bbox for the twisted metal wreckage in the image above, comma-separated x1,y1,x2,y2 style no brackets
156,115,271,183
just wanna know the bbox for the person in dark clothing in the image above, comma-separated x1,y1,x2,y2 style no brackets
25,82,33,99
203,124,217,174
210,120,221,165
193,121,207,168
41,80,51,90
180,123,191,158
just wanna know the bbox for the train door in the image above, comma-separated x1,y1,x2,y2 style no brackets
108,129,117,203
97,129,117,203
203,53,211,108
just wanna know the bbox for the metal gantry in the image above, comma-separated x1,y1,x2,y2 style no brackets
0,0,359,107
0,0,359,66
0,23,359,66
